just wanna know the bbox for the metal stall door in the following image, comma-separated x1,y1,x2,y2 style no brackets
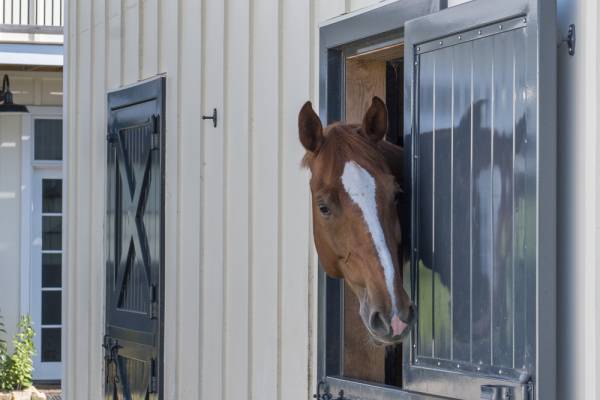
403,1,556,399
105,77,165,400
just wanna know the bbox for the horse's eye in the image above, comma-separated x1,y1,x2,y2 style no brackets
318,203,331,216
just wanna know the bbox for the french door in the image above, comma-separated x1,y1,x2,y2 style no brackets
31,168,63,381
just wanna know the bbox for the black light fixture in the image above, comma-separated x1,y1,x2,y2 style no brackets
0,74,29,113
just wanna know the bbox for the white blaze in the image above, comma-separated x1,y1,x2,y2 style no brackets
341,161,398,317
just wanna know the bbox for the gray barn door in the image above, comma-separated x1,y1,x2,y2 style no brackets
104,77,165,400
403,1,555,400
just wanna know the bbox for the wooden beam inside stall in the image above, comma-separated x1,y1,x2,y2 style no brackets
342,43,403,384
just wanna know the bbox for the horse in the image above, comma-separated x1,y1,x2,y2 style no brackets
298,97,416,345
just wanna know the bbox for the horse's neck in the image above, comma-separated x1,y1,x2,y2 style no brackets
377,140,405,189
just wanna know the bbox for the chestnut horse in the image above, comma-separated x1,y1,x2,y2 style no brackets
299,97,416,344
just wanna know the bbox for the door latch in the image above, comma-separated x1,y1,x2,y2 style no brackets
313,379,345,400
558,24,575,56
202,108,218,128
103,335,122,388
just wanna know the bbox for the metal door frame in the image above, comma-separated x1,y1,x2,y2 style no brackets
403,1,556,400
318,0,556,399
318,1,450,399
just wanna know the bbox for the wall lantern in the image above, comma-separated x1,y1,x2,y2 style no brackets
0,74,29,113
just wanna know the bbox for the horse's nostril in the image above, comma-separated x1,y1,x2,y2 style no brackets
369,312,390,336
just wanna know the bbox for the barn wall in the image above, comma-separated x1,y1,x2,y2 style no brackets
65,1,600,399
64,1,359,399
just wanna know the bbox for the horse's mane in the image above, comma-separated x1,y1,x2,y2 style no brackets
301,123,388,181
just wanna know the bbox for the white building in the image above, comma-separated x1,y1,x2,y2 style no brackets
0,0,64,385
7,0,595,399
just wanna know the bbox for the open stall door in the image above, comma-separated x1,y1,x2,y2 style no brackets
104,77,165,399
403,1,556,399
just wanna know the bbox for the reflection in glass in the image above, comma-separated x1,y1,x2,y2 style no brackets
42,179,62,213
34,119,63,161
41,328,61,362
42,253,61,288
42,216,62,250
42,291,61,325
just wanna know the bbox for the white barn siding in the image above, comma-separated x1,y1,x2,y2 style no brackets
65,1,600,400
64,0,344,399
556,0,600,398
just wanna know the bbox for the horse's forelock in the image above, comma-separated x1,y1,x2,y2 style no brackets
303,124,388,181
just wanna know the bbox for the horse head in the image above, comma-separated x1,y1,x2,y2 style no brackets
299,97,416,344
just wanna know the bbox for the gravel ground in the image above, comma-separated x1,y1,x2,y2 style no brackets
42,390,61,400
35,385,61,400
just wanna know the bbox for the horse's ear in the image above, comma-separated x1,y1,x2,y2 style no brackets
298,101,323,152
362,96,388,142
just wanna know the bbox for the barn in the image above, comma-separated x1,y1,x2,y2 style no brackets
57,0,597,399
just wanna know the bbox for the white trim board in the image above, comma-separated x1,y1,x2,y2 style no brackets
0,43,63,66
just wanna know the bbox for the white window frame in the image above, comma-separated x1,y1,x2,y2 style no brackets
19,105,64,381
31,168,62,379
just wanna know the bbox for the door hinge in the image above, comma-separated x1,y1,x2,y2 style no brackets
149,358,158,393
151,302,158,319
152,114,160,134
151,114,161,149
150,284,158,319
313,379,345,400
107,131,118,144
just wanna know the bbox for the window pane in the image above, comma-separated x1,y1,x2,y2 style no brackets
42,179,62,213
34,119,63,161
42,254,61,288
42,216,62,250
41,291,61,325
41,328,61,362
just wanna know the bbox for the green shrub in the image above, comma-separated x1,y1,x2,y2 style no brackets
0,315,36,391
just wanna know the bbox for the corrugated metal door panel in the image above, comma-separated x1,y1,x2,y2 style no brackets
414,26,529,373
404,0,556,399
105,77,165,400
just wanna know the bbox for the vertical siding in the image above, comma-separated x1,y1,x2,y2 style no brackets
64,1,600,400
201,0,225,398
223,1,250,399
89,0,106,398
250,1,279,398
557,1,600,399
73,0,92,396
65,0,343,399
280,0,312,398
157,0,179,397
176,0,201,397
140,0,159,79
